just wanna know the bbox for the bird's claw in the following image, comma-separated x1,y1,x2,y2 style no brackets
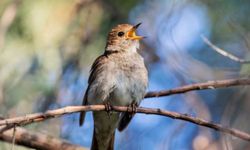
128,102,137,115
104,102,112,118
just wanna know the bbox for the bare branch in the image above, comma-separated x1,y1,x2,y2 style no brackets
0,105,250,141
0,126,86,150
201,35,250,64
0,77,249,149
145,78,250,98
10,125,16,150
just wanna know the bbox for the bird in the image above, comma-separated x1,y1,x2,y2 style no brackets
79,23,148,150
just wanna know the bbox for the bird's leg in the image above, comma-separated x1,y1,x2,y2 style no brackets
128,101,138,116
104,101,112,118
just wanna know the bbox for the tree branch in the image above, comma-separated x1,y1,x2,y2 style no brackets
0,105,250,142
201,35,250,64
0,125,86,150
145,78,250,98
0,77,250,149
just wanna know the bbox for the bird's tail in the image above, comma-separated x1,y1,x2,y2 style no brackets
79,111,85,126
118,112,134,131
91,128,115,150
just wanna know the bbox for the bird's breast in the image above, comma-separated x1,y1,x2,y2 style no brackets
87,52,148,106
109,56,147,106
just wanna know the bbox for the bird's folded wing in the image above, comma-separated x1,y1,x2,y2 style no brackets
79,54,112,126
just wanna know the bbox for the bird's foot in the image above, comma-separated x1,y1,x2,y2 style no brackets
128,102,137,115
104,101,112,118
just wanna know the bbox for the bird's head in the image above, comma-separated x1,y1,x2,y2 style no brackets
105,23,144,53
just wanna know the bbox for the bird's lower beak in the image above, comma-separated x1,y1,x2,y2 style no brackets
126,23,144,40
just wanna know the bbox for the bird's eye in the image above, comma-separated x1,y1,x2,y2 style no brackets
118,31,124,37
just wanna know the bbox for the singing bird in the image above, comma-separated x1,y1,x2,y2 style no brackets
79,23,148,150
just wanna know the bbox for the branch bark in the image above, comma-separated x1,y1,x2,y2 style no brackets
0,105,250,142
145,78,250,98
0,125,86,150
201,35,250,64
1,77,250,149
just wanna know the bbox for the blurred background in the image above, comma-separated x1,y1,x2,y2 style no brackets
0,0,250,149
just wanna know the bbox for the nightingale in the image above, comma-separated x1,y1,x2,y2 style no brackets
79,23,148,150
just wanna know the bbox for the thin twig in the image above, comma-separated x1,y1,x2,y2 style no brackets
0,105,250,141
11,124,16,150
201,35,250,64
0,77,249,148
0,124,15,133
145,78,250,98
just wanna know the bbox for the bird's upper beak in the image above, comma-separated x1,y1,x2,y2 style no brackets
126,23,144,40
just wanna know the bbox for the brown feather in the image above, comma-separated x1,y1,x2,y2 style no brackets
79,51,118,126
79,87,88,126
79,54,107,126
91,128,115,150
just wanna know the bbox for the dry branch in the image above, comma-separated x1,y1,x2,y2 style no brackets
0,126,86,150
145,78,250,98
0,105,250,142
1,77,250,149
201,35,250,64
10,125,16,150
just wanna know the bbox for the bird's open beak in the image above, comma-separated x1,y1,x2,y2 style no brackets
126,23,144,40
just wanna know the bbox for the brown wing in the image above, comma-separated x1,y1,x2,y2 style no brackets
79,87,89,126
88,54,108,84
79,54,108,126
